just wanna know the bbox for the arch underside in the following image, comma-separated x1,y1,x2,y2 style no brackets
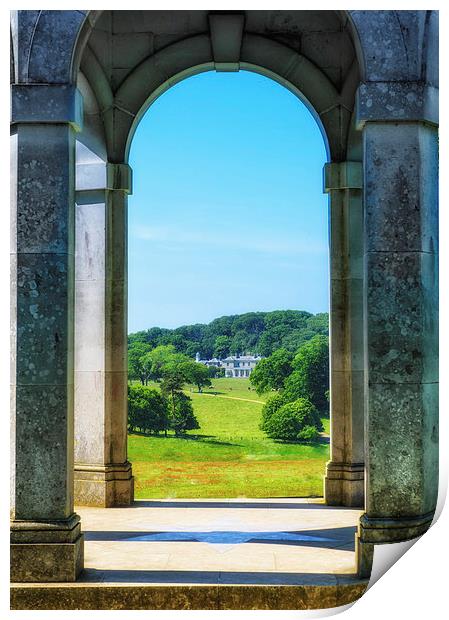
77,11,361,163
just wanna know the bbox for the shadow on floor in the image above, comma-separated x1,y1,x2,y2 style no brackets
131,499,351,510
84,526,356,550
77,568,361,585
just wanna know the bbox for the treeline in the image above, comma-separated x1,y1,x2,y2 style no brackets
129,310,329,359
128,345,207,436
250,335,329,442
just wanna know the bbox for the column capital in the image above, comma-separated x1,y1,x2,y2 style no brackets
11,84,83,132
107,163,133,193
323,161,362,192
75,162,133,197
356,81,438,129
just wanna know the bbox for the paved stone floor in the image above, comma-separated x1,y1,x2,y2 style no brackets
12,499,369,609
78,498,362,584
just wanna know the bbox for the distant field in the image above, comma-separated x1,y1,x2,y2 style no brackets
128,377,329,498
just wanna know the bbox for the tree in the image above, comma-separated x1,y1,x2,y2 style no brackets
260,392,285,433
145,344,177,381
262,398,323,442
186,362,211,392
213,335,231,358
128,342,153,385
250,348,294,394
208,366,225,378
283,335,330,415
168,392,199,436
128,384,169,434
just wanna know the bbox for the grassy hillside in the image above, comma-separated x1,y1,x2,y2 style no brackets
128,377,329,498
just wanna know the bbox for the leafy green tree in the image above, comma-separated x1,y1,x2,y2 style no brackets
208,366,225,378
230,329,254,355
128,342,153,385
168,392,199,436
128,384,169,434
213,335,231,358
257,325,286,357
305,313,329,335
262,398,323,442
297,425,320,442
186,362,211,392
260,392,285,433
250,348,294,394
145,344,177,381
283,335,329,415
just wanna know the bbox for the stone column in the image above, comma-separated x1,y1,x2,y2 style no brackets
355,82,439,577
324,162,365,508
74,155,134,507
10,85,84,581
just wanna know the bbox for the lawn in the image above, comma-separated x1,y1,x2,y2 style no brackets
128,377,330,498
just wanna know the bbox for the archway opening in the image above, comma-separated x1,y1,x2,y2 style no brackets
71,9,366,588
127,69,331,501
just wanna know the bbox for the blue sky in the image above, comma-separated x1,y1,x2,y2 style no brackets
128,70,329,332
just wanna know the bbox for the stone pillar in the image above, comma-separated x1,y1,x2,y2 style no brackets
324,162,365,508
74,154,134,507
10,85,84,581
355,82,439,577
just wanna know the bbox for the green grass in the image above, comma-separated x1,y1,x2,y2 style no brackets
196,377,269,401
128,377,329,498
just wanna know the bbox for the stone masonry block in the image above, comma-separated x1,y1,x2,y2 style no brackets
11,85,83,130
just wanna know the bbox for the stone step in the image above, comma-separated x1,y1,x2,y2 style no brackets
11,577,368,610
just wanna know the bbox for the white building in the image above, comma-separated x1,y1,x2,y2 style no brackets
196,353,262,378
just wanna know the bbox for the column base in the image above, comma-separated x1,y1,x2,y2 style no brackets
324,461,364,507
11,513,84,582
358,511,434,544
74,461,134,507
355,510,435,579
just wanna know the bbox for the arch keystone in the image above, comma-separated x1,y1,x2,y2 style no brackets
209,14,244,72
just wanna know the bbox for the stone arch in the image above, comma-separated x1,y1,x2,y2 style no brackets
81,31,351,164
115,35,340,163
10,10,438,587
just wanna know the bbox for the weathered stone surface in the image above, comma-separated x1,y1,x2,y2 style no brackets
14,385,73,520
324,462,364,508
11,112,80,581
325,165,364,508
358,512,434,544
10,581,369,610
357,81,438,126
364,123,438,254
366,382,438,518
12,124,75,254
360,114,438,558
11,534,84,582
74,180,132,506
366,251,438,384
11,85,83,130
11,513,81,544
11,10,86,84
74,462,134,507
349,10,426,82
355,536,374,580
15,252,74,386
